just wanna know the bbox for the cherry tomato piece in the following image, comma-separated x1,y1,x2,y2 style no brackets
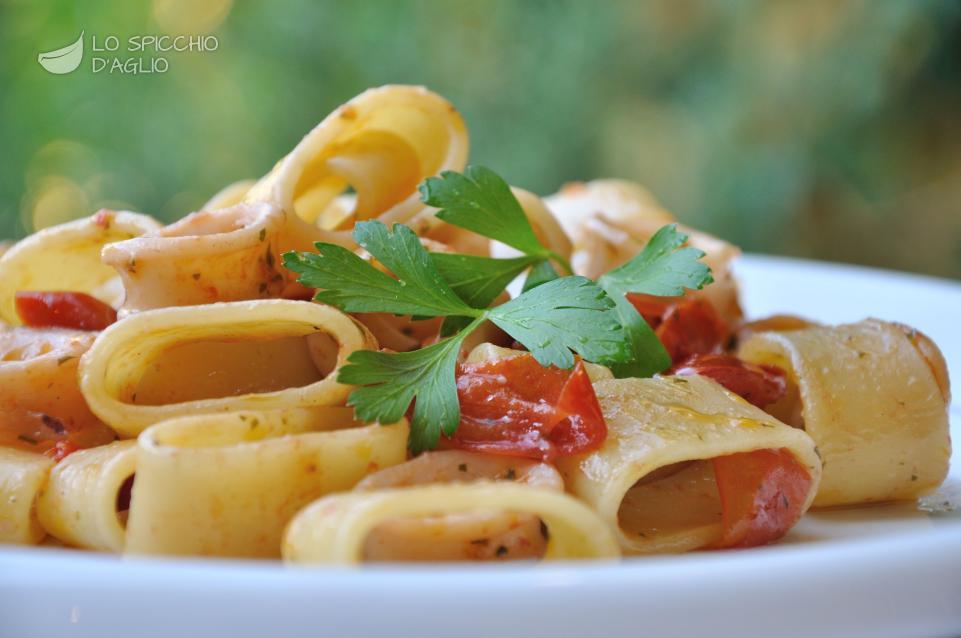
671,353,787,408
712,448,812,548
15,291,117,331
446,354,606,460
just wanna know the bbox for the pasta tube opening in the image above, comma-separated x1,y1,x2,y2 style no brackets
245,85,468,234
282,482,620,565
354,450,563,562
557,376,821,554
617,447,813,551
79,300,376,437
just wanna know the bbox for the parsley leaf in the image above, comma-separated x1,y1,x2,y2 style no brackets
420,166,549,257
431,252,540,337
521,259,560,293
489,276,628,369
597,224,714,377
430,252,540,308
283,222,480,318
339,327,474,453
600,224,713,296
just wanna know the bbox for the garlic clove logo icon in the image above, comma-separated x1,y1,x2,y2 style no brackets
38,31,84,74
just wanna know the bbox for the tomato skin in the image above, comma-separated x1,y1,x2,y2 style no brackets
44,440,81,462
712,448,812,548
627,294,729,364
15,291,117,331
671,354,787,408
445,355,607,460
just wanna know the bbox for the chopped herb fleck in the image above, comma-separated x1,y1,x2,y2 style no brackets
258,228,267,242
41,414,66,435
504,468,516,480
457,463,468,472
56,356,75,366
495,545,508,557
17,434,38,445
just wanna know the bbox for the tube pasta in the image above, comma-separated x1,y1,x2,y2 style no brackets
101,203,288,312
202,179,257,210
738,319,950,507
245,85,468,244
0,210,161,323
283,482,620,565
79,300,375,437
0,448,53,544
355,451,562,561
36,440,135,552
556,375,820,554
0,328,115,453
125,408,408,557
545,179,742,324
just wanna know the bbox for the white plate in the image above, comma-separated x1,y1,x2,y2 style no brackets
1,255,959,638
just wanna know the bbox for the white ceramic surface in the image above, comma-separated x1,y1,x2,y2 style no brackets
1,255,959,638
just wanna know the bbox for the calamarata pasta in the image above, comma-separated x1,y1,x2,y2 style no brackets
0,85,951,564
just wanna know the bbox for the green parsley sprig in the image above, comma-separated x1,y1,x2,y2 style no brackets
283,166,713,451
284,221,627,451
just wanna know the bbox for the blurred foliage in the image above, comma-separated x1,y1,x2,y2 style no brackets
1,0,959,278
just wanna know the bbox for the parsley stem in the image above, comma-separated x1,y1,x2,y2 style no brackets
461,313,490,335
548,251,575,276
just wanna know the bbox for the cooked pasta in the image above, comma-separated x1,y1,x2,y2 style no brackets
738,319,950,506
0,448,53,544
556,375,821,553
283,483,620,564
36,440,135,552
126,408,408,557
101,202,289,312
79,299,374,437
0,85,951,565
0,210,161,324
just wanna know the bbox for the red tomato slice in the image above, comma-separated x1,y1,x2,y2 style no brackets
627,294,729,364
671,354,787,408
445,354,606,460
712,448,812,548
15,291,117,331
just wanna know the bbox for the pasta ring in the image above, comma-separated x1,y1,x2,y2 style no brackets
79,299,376,437
0,210,161,324
125,408,408,557
282,482,621,564
245,84,468,245
102,202,287,312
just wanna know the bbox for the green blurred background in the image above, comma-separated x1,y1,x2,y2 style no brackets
2,0,960,278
